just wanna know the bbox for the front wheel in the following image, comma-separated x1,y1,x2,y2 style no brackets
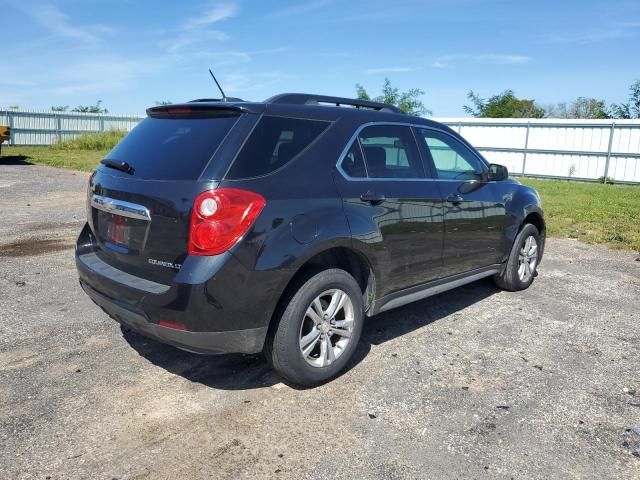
494,223,541,291
265,269,364,387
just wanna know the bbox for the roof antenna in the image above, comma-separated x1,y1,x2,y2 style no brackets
209,69,227,102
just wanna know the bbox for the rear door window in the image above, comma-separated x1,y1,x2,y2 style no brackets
357,125,425,179
105,115,239,180
225,116,330,179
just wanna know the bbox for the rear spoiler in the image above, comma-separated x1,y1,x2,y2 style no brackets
146,104,247,118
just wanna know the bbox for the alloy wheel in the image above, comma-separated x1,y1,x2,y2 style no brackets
518,235,538,282
298,289,355,368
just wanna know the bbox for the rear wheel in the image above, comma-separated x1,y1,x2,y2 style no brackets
494,223,541,291
265,269,364,387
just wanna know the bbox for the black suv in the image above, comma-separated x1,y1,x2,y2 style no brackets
76,93,545,386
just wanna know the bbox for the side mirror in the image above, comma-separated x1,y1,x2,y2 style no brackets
488,163,508,181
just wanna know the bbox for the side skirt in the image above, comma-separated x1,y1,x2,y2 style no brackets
369,265,502,316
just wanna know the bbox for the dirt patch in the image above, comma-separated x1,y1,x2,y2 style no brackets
0,237,75,257
22,221,84,232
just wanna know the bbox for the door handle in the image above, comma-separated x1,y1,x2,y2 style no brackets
446,194,464,204
360,191,386,205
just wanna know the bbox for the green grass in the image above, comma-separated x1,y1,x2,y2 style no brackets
1,145,105,171
0,131,125,170
1,146,638,251
51,129,126,151
519,178,640,252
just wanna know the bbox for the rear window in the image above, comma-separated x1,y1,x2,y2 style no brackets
225,116,330,179
104,115,238,180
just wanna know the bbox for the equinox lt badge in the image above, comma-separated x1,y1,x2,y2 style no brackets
147,258,182,270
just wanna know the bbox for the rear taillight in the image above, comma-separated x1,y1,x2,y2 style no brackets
159,320,189,331
188,188,266,256
86,171,96,219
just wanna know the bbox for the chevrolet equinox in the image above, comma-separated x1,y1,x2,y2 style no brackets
76,93,545,386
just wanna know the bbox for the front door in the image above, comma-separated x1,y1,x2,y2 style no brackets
334,124,444,297
415,127,505,278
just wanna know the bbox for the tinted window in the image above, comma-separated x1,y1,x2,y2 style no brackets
226,116,330,179
341,142,367,178
105,116,238,180
419,129,484,180
358,125,424,178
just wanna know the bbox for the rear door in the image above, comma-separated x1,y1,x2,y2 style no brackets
87,107,252,283
415,127,505,277
334,123,444,297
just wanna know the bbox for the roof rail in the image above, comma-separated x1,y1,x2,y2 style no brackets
265,93,403,114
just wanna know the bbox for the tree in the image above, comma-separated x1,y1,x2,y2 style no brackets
72,100,108,114
155,100,173,105
51,106,69,112
546,97,610,119
355,78,431,116
611,80,640,119
464,90,545,118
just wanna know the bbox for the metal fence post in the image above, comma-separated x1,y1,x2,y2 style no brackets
603,122,615,184
99,114,105,132
7,110,14,145
521,122,531,175
457,121,462,134
56,113,62,143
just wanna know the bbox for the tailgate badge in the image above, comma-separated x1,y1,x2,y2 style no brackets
148,258,182,270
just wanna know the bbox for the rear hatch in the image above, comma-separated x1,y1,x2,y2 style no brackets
87,105,248,283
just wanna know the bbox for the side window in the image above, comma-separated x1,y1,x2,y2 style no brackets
226,116,330,179
341,142,367,178
419,129,485,180
358,125,425,179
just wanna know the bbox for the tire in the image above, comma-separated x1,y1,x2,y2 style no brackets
494,223,541,291
265,268,364,387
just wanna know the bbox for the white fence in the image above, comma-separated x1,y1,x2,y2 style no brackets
0,109,143,146
439,118,640,184
1,109,639,184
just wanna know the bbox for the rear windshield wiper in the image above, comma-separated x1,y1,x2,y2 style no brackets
100,159,135,175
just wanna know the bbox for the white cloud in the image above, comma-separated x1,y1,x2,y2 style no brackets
540,20,640,44
543,29,631,44
365,67,415,74
46,58,164,96
432,54,531,67
0,78,36,87
167,2,237,54
475,54,530,65
184,2,237,29
617,21,640,28
219,71,297,94
166,30,230,54
271,0,333,17
15,2,111,44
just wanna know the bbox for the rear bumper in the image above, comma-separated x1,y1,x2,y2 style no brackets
75,224,282,355
80,280,267,354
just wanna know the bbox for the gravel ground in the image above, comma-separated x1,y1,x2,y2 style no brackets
1,163,639,479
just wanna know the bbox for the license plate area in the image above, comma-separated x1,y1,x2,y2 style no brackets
91,195,152,255
97,211,147,253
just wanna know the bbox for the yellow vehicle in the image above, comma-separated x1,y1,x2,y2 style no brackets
0,125,9,154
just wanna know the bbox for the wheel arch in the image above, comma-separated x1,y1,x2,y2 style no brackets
269,245,377,335
521,207,545,235
519,205,546,261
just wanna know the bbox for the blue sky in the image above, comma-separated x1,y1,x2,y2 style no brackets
2,0,639,116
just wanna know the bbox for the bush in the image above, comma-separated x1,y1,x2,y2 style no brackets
52,129,126,151
597,176,615,184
